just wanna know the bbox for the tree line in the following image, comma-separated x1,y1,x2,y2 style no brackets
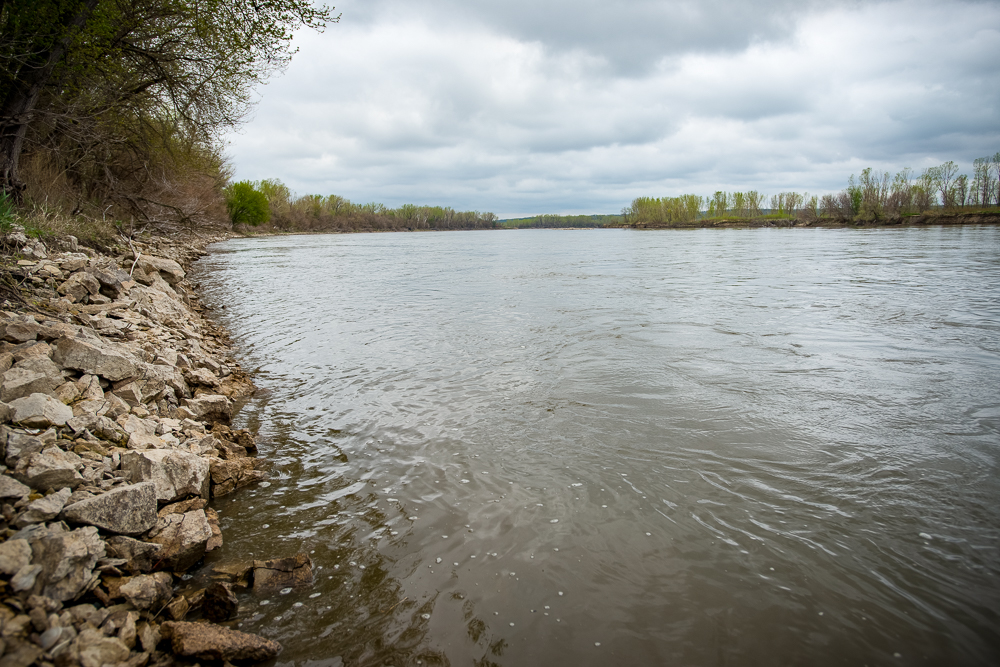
500,214,620,228
622,154,1000,225
225,179,499,232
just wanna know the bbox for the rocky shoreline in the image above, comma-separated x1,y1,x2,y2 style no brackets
0,229,307,666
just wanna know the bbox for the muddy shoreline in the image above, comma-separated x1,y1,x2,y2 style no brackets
0,229,312,666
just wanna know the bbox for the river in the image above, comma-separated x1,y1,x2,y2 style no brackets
193,227,1000,666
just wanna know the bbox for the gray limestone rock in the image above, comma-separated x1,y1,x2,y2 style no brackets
0,474,31,499
121,449,209,502
15,487,72,527
104,536,163,573
14,446,84,490
9,393,75,427
177,394,231,424
61,481,157,535
19,523,105,601
136,256,185,285
52,335,138,382
119,572,173,610
0,367,60,403
0,538,32,575
57,272,101,303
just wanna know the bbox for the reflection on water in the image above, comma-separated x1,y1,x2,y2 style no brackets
195,227,1000,666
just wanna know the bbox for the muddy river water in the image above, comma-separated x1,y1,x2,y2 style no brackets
193,227,1000,666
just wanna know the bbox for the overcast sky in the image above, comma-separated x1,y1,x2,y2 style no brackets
223,0,1000,218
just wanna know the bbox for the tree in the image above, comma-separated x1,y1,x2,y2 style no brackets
935,161,958,207
225,181,270,226
0,0,338,203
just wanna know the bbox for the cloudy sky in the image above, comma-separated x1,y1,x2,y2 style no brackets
224,0,1000,218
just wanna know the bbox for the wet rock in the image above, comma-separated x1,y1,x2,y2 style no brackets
61,481,157,535
104,536,163,573
0,475,30,500
0,538,32,575
73,627,131,667
119,572,173,611
52,334,139,382
177,394,231,424
15,522,105,601
252,553,314,592
9,392,75,427
205,507,223,551
210,457,264,497
202,582,238,622
15,487,72,527
121,449,210,502
14,446,84,490
147,510,212,571
161,621,281,662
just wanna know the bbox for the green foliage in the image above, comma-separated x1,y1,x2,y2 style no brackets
225,181,270,226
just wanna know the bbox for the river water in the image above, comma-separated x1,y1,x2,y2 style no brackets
193,227,1000,667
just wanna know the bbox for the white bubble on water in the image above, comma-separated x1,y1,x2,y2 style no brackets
645,532,651,536
422,613,431,620
549,519,559,523
280,587,292,595
309,593,321,598
293,602,304,608
454,563,459,566
461,479,470,484
260,600,270,606
509,622,515,627
558,591,564,596
919,532,933,540
436,558,442,564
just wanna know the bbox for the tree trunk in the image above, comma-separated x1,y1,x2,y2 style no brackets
0,0,99,202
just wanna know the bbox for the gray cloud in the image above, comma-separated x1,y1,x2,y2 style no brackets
224,0,1000,217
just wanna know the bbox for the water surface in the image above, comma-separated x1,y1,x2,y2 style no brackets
194,227,1000,666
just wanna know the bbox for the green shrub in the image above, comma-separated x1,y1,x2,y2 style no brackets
225,181,270,226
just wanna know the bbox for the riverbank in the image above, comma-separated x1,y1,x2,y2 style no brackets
0,228,311,665
620,209,1000,229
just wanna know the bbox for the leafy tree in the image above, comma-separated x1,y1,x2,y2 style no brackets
0,0,338,207
225,180,270,226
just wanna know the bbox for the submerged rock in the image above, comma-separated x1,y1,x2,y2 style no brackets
252,553,314,592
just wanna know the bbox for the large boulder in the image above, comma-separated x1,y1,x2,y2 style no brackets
252,553,314,592
61,481,157,535
15,446,85,490
52,335,138,382
8,393,74,427
14,522,105,601
147,510,213,570
121,449,209,502
161,621,281,662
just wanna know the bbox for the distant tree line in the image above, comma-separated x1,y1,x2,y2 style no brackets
501,214,620,228
622,153,1000,226
225,179,499,232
